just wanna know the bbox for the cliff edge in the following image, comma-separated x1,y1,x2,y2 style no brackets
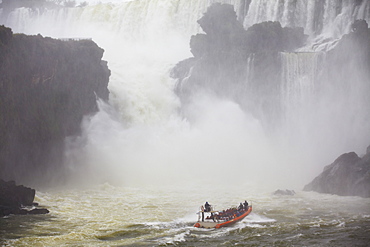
0,25,110,186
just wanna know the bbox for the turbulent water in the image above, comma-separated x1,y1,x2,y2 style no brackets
1,185,370,246
1,0,370,246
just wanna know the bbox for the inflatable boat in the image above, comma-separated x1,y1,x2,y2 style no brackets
194,202,252,229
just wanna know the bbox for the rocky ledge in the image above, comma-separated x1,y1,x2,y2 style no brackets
304,146,370,198
0,180,49,217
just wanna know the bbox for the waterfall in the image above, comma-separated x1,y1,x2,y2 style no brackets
245,54,255,86
0,0,247,124
241,0,370,162
0,0,244,39
280,52,324,141
281,52,323,116
1,0,369,187
279,48,370,162
243,0,370,39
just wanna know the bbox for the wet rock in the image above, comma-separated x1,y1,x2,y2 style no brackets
352,19,368,33
172,3,307,119
187,3,306,59
0,180,35,207
0,25,110,185
0,180,49,217
27,208,49,214
244,21,306,53
303,148,370,198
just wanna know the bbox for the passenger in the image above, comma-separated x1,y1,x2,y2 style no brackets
200,205,205,222
204,202,211,212
243,200,249,209
238,203,244,211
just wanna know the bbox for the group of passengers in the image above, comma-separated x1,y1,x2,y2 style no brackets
202,200,249,222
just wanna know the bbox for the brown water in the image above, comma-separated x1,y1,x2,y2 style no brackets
1,183,369,246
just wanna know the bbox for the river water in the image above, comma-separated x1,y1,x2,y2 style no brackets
1,184,369,246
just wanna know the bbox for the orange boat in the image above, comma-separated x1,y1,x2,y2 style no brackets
194,203,252,229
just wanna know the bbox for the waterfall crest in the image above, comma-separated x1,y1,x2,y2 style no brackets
243,0,370,39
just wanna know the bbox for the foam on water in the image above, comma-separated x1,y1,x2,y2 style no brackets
2,184,370,246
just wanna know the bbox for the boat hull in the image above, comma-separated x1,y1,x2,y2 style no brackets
194,206,252,229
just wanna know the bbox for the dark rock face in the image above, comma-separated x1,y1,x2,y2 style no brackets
189,3,306,58
0,179,49,216
195,3,246,57
0,180,35,206
0,25,110,186
171,3,307,120
245,21,306,53
326,19,370,89
303,149,370,198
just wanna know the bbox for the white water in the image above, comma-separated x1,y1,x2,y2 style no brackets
243,0,370,39
2,184,369,246
1,0,369,190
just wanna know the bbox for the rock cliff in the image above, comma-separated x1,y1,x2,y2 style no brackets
303,147,370,198
303,20,370,198
171,3,307,122
0,25,110,186
0,179,49,216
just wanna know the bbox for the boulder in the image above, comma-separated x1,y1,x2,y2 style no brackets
0,179,49,217
303,148,370,198
0,180,35,206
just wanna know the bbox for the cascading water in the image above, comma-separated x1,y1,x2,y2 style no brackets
1,1,370,246
2,0,265,186
242,0,370,170
281,52,322,129
243,0,370,38
280,52,324,152
1,0,369,187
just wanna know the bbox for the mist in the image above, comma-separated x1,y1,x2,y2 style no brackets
1,0,369,191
